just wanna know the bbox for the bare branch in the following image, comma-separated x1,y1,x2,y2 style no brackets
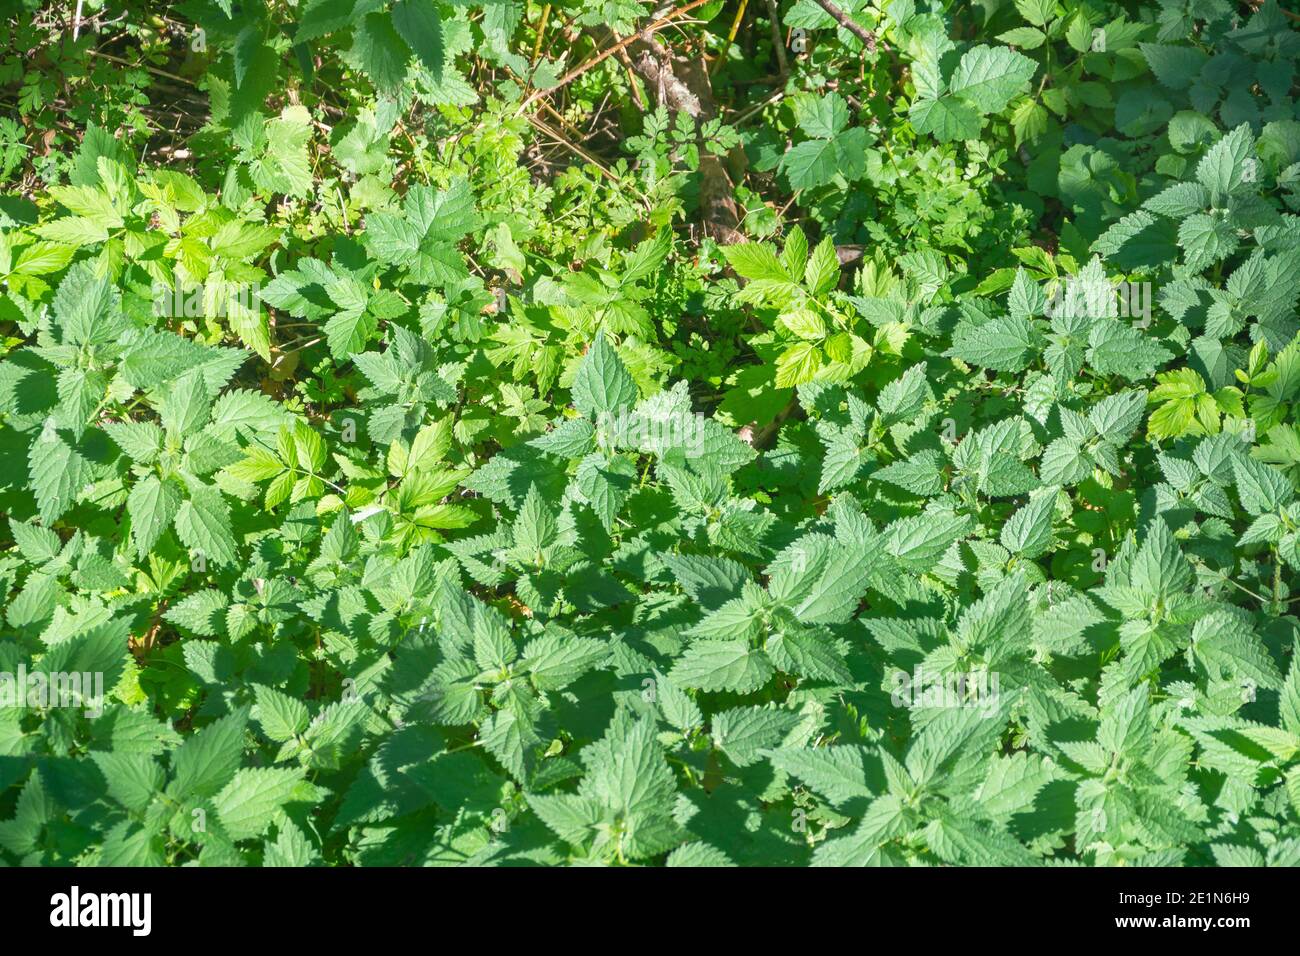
813,0,876,52
516,0,717,114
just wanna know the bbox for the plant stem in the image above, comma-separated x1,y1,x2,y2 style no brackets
711,0,749,77
812,0,876,51
531,4,551,65
1272,546,1283,616
516,0,717,114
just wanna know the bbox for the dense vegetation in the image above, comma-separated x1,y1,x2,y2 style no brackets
3,0,1300,867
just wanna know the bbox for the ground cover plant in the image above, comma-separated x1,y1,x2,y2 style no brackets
2,0,1300,867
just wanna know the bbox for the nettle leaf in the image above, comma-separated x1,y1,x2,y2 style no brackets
948,315,1040,371
174,483,239,567
104,420,164,464
1086,321,1173,380
170,708,250,800
571,332,639,419
1232,454,1294,516
669,641,774,693
1140,42,1207,90
345,11,411,92
875,450,946,496
128,475,182,557
253,684,310,743
1196,124,1257,198
1192,611,1283,691
212,766,308,841
1000,486,1060,559
768,745,877,806
712,705,801,767
1178,213,1240,272
390,0,443,80
877,362,931,424
165,589,228,637
28,424,97,524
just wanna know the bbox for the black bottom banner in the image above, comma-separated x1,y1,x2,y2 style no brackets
0,865,1285,943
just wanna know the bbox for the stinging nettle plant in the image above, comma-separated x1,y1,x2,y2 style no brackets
0,0,1299,868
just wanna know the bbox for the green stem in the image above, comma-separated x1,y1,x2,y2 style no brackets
1272,546,1283,616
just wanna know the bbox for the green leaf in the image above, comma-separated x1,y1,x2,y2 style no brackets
804,238,840,296
571,332,639,419
391,0,443,80
874,450,946,496
212,767,307,841
1000,486,1059,559
948,315,1040,371
1086,320,1173,380
670,641,774,693
295,0,361,43
775,341,822,388
104,420,164,465
1196,124,1256,198
128,475,182,558
1233,454,1294,515
721,243,789,282
171,708,249,800
1178,213,1239,272
910,95,982,142
323,306,379,360
253,685,310,743
28,425,93,524
711,706,800,767
345,12,411,92
948,46,1037,114
174,483,239,567
1193,612,1284,691
768,745,877,805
